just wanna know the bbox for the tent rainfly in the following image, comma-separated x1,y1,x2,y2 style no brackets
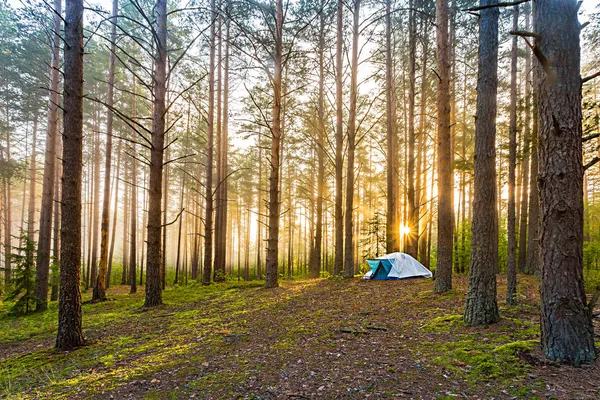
363,252,433,280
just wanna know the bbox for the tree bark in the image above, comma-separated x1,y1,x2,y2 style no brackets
537,0,596,365
93,0,118,301
344,0,360,279
90,111,101,289
406,0,417,257
50,133,62,301
334,0,344,275
506,5,519,305
385,0,400,255
56,0,84,349
517,2,531,274
264,0,283,288
27,114,38,253
309,7,326,278
144,0,167,307
464,0,499,326
526,1,539,277
35,0,61,309
203,0,216,285
435,0,453,293
129,83,138,293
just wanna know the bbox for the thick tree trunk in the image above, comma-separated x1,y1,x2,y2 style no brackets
56,0,84,349
464,0,499,326
434,0,453,293
537,0,596,365
506,5,519,305
35,0,61,310
343,0,360,279
264,0,283,289
334,0,344,275
144,0,167,307
385,0,399,254
93,0,118,301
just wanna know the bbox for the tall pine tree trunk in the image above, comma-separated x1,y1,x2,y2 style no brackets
93,0,118,301
203,0,216,285
144,0,167,307
334,0,344,275
35,0,61,310
343,0,360,279
265,0,283,288
434,0,452,293
56,0,84,349
517,3,531,274
464,0,499,325
385,0,399,254
506,5,519,305
309,8,326,278
406,0,417,257
537,0,595,365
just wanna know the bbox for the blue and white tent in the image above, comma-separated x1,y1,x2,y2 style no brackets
363,252,432,280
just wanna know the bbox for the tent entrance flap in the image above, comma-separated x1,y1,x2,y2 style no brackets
366,259,395,280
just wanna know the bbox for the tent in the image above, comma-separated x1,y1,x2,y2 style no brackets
363,252,432,280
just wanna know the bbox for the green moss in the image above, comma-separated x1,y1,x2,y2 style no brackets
421,314,464,332
493,340,537,355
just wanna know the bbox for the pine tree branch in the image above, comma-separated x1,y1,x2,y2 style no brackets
463,0,530,12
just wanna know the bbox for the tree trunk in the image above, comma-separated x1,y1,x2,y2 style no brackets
121,170,130,285
50,134,62,301
90,108,101,290
107,133,122,287
517,2,531,274
464,0,499,326
144,0,167,307
526,1,540,277
129,153,137,294
129,83,138,293
417,19,429,264
264,0,283,289
35,0,61,310
406,0,417,257
334,0,344,275
385,0,400,254
203,0,216,285
27,114,38,254
309,8,325,278
537,0,595,365
434,0,453,293
93,0,117,301
56,0,84,349
506,5,519,305
344,0,360,279
214,3,226,282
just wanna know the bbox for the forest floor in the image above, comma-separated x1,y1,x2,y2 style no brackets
1,275,600,400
